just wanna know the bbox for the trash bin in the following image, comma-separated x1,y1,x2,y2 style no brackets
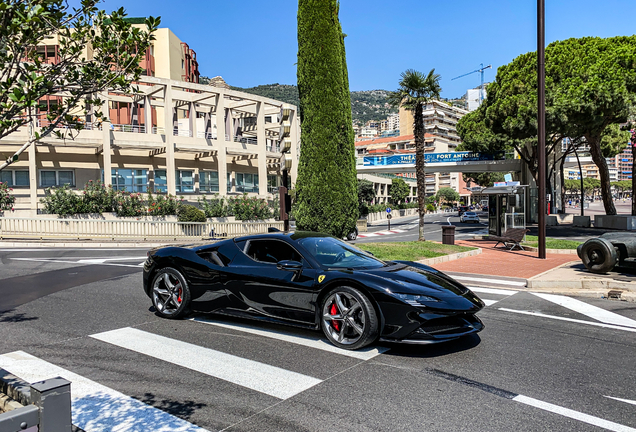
442,225,456,245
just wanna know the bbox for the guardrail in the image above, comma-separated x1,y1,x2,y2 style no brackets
0,218,284,241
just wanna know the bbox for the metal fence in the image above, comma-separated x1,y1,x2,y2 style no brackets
0,218,284,241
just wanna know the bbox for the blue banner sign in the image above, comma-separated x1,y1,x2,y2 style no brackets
363,152,502,166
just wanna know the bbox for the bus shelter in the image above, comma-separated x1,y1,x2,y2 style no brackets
481,185,528,236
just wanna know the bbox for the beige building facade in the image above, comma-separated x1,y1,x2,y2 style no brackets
1,24,297,215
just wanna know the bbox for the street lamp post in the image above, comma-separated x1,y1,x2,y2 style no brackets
537,0,547,259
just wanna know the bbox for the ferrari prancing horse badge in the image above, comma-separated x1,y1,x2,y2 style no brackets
318,275,325,283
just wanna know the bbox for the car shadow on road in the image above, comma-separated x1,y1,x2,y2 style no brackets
381,334,481,358
568,261,636,280
0,309,39,323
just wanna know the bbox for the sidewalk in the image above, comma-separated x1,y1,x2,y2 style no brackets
432,238,636,302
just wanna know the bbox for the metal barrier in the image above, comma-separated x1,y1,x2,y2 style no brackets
0,369,72,432
0,218,285,241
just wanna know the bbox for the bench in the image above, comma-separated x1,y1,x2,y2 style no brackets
486,228,529,251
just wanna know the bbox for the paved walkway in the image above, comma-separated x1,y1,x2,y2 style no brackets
433,239,579,279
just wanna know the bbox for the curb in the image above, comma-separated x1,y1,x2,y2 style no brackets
0,241,170,248
521,246,578,254
418,247,482,266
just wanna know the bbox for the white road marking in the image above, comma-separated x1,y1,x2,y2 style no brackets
604,396,636,407
498,308,636,333
90,327,322,399
482,299,499,306
190,317,388,360
10,258,143,268
0,351,209,432
513,394,636,432
467,287,518,296
451,275,526,287
532,293,636,329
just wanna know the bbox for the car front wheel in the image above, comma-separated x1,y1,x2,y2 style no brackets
151,267,191,318
321,286,379,350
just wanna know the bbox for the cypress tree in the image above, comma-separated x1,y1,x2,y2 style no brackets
295,0,358,238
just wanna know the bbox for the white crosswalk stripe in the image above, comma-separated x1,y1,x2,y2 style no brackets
0,351,209,432
90,327,322,399
190,317,389,360
468,286,519,307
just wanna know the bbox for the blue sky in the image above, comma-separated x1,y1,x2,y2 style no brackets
91,0,632,98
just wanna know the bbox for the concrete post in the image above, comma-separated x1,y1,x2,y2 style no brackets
189,102,197,138
144,96,152,134
215,92,228,196
28,119,37,214
30,377,72,432
164,84,176,195
102,95,112,186
256,102,267,197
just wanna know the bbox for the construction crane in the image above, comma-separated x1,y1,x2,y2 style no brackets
451,63,492,104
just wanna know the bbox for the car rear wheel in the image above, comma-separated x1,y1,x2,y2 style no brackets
580,238,618,274
347,228,358,241
321,286,378,350
151,267,191,318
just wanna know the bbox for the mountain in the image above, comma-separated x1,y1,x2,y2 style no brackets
227,83,398,126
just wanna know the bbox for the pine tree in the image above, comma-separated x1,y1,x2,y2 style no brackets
294,0,358,238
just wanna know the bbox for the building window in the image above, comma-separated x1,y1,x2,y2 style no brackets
176,170,194,193
236,173,258,193
40,170,74,187
0,170,29,187
267,174,279,194
200,171,219,193
154,170,167,193
108,169,147,192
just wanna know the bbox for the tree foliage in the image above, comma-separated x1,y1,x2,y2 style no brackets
357,179,375,204
435,187,460,204
294,0,358,238
389,177,409,204
387,69,441,240
0,0,159,170
462,172,505,188
457,36,636,215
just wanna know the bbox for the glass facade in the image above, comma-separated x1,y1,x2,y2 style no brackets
236,173,258,193
200,171,219,193
176,170,194,193
108,169,148,192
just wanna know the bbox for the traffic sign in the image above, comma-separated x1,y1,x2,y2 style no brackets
386,208,391,213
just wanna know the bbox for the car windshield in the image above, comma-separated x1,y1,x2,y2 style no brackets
298,236,385,269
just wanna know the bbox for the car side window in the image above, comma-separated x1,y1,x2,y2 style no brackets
245,240,302,264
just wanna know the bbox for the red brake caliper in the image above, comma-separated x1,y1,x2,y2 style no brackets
330,303,340,331
177,286,182,303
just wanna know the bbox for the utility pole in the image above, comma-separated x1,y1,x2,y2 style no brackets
537,0,547,259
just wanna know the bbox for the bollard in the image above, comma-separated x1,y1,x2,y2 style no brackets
441,225,456,245
30,377,72,432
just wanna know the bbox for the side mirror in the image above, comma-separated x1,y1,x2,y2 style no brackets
277,260,303,271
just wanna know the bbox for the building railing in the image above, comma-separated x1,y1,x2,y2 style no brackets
234,136,257,145
111,124,146,133
0,217,284,241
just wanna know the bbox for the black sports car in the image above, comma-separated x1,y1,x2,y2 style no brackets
143,231,485,350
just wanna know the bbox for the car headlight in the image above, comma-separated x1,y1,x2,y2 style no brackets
394,293,439,306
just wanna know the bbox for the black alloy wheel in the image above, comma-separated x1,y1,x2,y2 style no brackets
151,267,191,318
580,238,618,274
321,286,379,350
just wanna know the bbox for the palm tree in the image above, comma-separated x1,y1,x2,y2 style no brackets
387,69,441,241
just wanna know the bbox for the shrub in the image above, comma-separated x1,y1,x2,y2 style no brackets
228,195,272,221
198,195,230,218
147,192,180,216
82,180,115,213
114,192,145,217
177,204,206,222
0,182,15,211
40,185,83,216
0,181,16,211
426,203,436,213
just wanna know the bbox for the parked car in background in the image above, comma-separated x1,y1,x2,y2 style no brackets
458,205,469,215
460,211,480,223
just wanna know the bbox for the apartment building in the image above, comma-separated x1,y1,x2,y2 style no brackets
613,146,633,180
0,23,297,214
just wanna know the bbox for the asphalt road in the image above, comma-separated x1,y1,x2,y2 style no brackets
1,247,636,431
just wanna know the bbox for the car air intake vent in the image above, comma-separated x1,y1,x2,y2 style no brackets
418,316,471,335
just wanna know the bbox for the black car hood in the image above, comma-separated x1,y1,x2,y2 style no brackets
359,262,470,297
